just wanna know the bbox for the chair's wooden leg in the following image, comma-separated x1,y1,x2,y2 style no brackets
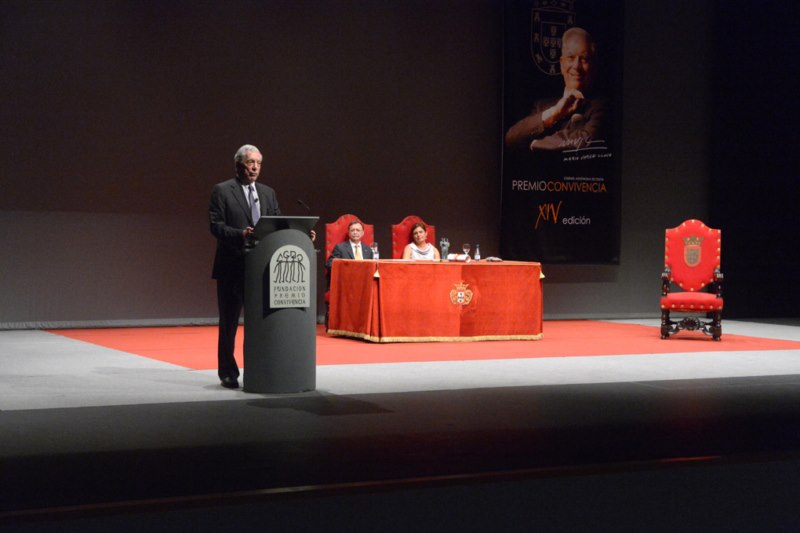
712,311,722,341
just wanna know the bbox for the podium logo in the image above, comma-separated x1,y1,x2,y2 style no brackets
269,245,311,309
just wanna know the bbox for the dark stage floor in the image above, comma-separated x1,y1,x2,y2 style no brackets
2,319,800,531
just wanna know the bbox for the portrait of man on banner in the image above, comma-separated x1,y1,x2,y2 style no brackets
500,0,623,264
505,26,606,153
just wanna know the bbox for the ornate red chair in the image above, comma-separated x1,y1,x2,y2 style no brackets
391,216,436,259
324,214,374,328
660,219,724,340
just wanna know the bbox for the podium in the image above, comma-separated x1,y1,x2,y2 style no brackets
243,216,318,393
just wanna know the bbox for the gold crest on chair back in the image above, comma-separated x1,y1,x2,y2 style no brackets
660,219,724,340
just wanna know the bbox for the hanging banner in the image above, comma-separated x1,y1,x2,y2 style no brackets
501,0,623,264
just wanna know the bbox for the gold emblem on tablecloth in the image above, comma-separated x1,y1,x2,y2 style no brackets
450,281,473,306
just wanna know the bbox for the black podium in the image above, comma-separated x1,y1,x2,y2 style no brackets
243,216,318,393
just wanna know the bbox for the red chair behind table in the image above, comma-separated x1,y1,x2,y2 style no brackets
660,219,724,340
391,216,436,259
324,214,374,327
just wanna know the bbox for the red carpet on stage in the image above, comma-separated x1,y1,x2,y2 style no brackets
47,321,800,371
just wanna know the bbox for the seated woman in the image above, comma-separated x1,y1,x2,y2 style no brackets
402,222,441,261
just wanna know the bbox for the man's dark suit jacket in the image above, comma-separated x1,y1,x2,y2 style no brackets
209,178,280,280
325,240,374,271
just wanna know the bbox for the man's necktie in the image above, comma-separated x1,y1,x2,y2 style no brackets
249,185,259,225
354,244,362,260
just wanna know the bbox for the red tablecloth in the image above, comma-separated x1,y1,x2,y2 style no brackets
328,260,543,342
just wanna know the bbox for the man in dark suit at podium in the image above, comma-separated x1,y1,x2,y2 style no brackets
209,144,280,389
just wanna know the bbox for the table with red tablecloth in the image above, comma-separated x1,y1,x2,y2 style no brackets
327,260,543,342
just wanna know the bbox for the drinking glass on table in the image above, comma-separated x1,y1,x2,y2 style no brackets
462,243,471,258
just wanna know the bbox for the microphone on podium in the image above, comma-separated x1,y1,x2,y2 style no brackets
297,199,312,214
296,199,318,250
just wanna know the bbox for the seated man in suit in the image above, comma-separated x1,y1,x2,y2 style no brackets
325,220,373,271
324,220,372,329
